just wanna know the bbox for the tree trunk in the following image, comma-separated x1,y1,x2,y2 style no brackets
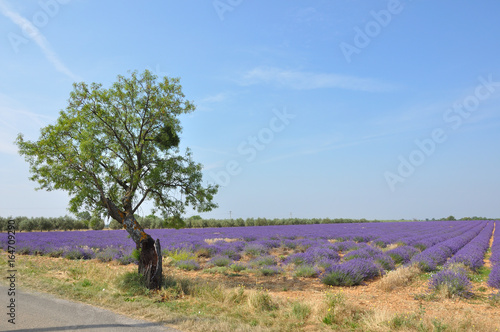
103,197,163,289
138,236,163,290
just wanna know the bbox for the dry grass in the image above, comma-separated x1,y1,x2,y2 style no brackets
377,264,421,292
204,237,241,245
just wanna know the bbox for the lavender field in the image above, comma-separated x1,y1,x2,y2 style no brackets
2,220,498,289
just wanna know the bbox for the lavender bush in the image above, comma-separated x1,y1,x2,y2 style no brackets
321,258,383,286
429,267,472,298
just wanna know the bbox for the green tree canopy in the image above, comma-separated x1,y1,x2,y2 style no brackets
15,70,218,288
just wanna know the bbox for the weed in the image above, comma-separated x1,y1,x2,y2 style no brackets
116,272,148,296
80,278,92,287
209,255,232,267
248,290,277,311
230,263,246,272
432,318,448,331
164,249,195,262
291,302,310,321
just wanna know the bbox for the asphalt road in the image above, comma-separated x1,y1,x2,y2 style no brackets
0,285,181,332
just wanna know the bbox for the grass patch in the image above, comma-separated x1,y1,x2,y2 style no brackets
293,265,318,278
204,266,229,274
291,302,311,321
248,290,277,311
116,272,149,296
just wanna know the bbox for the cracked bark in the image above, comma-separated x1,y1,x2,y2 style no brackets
103,196,162,289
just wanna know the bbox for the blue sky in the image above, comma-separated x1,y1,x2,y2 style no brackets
1,0,499,220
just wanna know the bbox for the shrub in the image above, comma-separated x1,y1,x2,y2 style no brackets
243,243,267,257
230,263,246,272
175,259,200,271
209,255,232,267
260,265,282,276
249,255,276,268
165,249,196,262
321,259,382,286
63,247,93,260
294,265,319,278
386,246,419,265
429,268,472,298
47,248,64,258
96,247,122,262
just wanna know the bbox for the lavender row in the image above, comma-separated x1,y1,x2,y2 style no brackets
410,222,489,271
488,221,500,289
490,221,500,266
446,221,494,270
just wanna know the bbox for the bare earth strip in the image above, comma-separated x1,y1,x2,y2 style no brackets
485,221,496,268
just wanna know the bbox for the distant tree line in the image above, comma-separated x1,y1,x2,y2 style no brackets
0,214,495,232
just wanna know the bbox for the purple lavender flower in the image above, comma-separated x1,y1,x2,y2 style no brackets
429,267,472,298
489,265,500,289
386,246,419,264
321,258,383,286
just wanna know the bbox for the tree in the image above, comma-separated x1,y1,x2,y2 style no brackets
109,219,122,230
16,70,218,289
89,216,105,230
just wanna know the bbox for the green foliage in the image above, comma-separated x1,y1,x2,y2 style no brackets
15,69,218,228
76,211,91,221
164,249,195,262
293,265,318,278
322,292,346,326
116,272,148,296
210,256,232,267
89,216,105,230
291,302,311,321
230,264,246,272
131,249,141,261
108,219,122,230
164,215,185,229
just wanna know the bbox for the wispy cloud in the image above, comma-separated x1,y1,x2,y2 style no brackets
238,66,397,92
200,92,230,104
0,94,54,155
0,0,79,81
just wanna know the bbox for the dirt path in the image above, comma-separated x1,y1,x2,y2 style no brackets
485,221,496,268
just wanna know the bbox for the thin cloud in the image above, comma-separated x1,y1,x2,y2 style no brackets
201,92,229,103
238,66,397,92
0,0,79,81
0,94,55,155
